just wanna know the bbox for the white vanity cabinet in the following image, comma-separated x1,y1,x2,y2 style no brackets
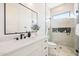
4,37,48,56
42,38,48,56
29,38,48,56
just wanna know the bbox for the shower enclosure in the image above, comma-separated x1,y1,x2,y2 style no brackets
45,3,77,56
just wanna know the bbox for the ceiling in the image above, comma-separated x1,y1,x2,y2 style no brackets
46,3,63,8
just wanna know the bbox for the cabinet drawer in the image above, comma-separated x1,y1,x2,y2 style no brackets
42,39,48,56
44,48,48,53
43,39,48,43
43,43,48,47
43,52,48,56
44,39,47,43
43,39,48,46
28,46,42,56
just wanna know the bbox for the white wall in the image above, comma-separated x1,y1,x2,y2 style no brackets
50,3,74,16
0,3,4,35
52,18,75,28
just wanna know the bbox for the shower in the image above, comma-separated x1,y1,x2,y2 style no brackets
46,3,77,56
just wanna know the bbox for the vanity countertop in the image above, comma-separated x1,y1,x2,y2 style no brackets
0,36,46,56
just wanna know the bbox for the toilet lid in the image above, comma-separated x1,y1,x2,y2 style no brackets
48,42,57,46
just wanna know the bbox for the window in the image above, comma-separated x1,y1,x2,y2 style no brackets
53,12,74,19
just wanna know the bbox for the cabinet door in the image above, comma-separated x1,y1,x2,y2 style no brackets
41,39,48,56
28,47,42,56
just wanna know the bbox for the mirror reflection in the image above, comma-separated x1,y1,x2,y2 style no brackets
4,3,38,34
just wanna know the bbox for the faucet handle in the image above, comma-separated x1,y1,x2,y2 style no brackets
14,37,19,40
20,33,25,39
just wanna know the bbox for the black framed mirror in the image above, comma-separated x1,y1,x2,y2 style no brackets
4,3,38,35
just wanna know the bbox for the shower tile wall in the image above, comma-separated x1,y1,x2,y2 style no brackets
52,28,75,48
51,18,75,48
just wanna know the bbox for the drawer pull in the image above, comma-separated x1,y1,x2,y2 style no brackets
44,47,47,49
45,54,47,56
44,40,47,42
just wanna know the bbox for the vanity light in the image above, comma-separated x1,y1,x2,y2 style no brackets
76,24,79,36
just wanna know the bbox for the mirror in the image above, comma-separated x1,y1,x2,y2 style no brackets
4,3,38,35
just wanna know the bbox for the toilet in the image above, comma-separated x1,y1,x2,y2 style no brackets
48,42,57,48
48,42,57,56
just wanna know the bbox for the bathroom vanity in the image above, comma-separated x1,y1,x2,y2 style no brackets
0,3,48,56
0,36,48,56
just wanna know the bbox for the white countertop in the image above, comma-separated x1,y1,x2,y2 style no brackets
0,36,46,56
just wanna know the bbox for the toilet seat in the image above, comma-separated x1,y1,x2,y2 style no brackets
48,42,57,46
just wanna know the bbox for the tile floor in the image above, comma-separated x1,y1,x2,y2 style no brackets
48,45,76,56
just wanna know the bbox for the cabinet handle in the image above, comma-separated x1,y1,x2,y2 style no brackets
44,40,47,42
44,47,47,49
45,54,47,56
